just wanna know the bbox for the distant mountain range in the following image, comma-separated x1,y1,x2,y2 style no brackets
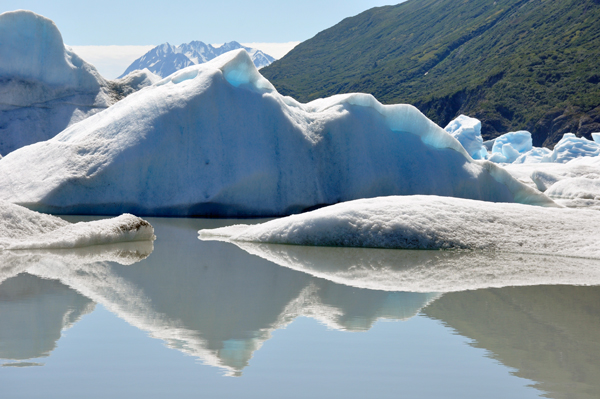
262,0,600,147
119,41,275,78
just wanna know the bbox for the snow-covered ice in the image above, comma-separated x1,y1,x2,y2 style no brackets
0,201,154,250
0,48,555,216
107,68,161,101
444,115,487,159
198,195,600,259
505,155,600,209
0,11,157,156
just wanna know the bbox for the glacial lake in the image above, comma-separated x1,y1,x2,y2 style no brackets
1,217,599,398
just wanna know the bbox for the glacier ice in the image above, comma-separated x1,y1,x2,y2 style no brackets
0,49,555,216
593,133,600,144
444,115,487,159
505,155,600,208
489,131,533,163
107,68,161,101
0,11,157,156
198,195,600,259
0,201,154,249
550,133,600,163
513,147,552,164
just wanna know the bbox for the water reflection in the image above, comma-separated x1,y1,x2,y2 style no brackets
0,217,599,398
0,241,153,366
0,273,94,367
16,219,437,375
424,286,600,399
221,241,600,292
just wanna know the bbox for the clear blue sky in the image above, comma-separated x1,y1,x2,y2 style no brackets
0,0,402,45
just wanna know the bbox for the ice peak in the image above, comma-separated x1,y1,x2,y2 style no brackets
213,49,275,93
0,10,101,89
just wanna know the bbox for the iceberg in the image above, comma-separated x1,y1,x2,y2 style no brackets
0,48,555,216
513,147,552,164
0,10,156,156
489,131,533,163
549,133,600,163
198,195,600,259
487,131,599,166
443,115,487,159
0,201,154,250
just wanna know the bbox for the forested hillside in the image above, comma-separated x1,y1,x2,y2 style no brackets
262,0,600,147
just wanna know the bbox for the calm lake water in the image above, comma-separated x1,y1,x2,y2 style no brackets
0,217,598,398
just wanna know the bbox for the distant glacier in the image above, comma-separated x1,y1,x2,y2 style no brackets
119,41,276,78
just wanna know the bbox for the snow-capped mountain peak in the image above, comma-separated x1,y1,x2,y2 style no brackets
119,40,275,78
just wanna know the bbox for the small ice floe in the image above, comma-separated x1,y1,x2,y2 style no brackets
199,195,600,259
0,201,155,250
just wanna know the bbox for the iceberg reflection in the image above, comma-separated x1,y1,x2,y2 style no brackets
0,273,94,366
225,241,600,292
425,285,600,399
2,216,600,397
2,219,438,376
0,241,153,366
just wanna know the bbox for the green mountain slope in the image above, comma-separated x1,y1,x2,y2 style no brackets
261,0,600,147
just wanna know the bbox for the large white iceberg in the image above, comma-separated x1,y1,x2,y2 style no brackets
199,195,600,259
0,201,154,249
443,115,487,159
0,47,554,216
0,10,156,155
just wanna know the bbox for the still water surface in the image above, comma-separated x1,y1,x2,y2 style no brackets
0,217,598,398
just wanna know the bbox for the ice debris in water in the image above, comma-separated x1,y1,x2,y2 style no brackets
198,195,600,260
0,201,154,250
